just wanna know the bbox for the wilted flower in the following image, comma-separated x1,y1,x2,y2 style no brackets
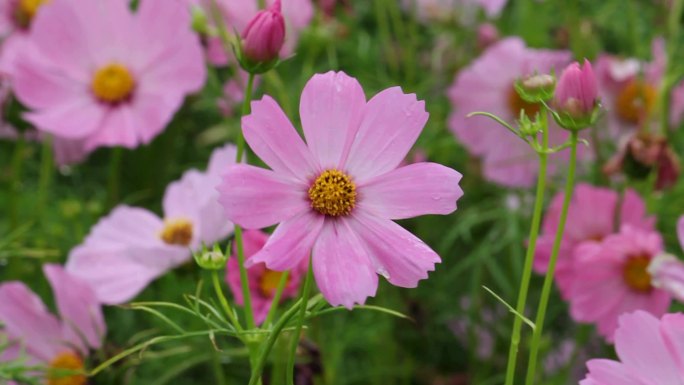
241,0,285,65
0,265,106,385
218,71,464,308
553,59,599,130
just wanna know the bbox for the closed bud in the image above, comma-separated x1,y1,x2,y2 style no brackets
552,59,599,130
193,243,229,270
514,73,556,104
241,0,285,66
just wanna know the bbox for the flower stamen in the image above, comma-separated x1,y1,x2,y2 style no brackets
615,80,657,125
308,169,357,217
48,351,86,385
91,64,135,104
160,218,194,246
14,0,49,28
623,255,653,293
259,269,288,297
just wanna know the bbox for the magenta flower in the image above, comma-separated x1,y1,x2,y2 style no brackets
568,226,670,341
226,230,307,325
534,183,655,299
0,264,105,384
447,37,576,187
554,59,598,118
66,145,237,304
580,311,684,385
9,0,206,152
241,0,285,63
218,71,463,308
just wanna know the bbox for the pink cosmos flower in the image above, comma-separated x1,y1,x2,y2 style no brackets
568,226,670,341
0,0,51,73
66,144,237,304
9,0,206,152
447,37,575,187
648,216,684,301
554,59,599,118
226,230,307,325
580,310,684,385
218,71,464,308
534,184,655,299
0,264,105,384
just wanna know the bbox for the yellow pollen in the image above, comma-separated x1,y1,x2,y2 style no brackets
507,85,541,118
91,64,135,103
615,80,657,125
47,351,86,385
622,255,653,293
15,0,49,28
259,269,288,297
159,218,194,246
308,169,357,217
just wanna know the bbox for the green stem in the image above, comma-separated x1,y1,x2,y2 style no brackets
524,131,579,385
286,257,314,385
238,73,255,161
263,271,291,327
212,270,243,333
107,147,122,208
373,0,398,78
36,135,54,215
211,345,228,385
9,136,26,230
503,108,550,385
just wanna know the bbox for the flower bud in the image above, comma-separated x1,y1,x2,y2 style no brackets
241,0,285,65
477,23,499,50
193,243,229,270
514,73,556,104
552,59,599,130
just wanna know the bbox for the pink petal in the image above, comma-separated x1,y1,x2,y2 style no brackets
350,212,440,287
660,313,684,374
83,106,139,151
358,162,463,219
242,96,317,181
247,211,324,271
0,282,62,362
218,164,309,229
583,359,642,385
313,220,378,308
23,98,106,140
345,87,429,181
678,216,684,251
615,311,684,384
206,143,238,180
299,71,365,169
43,264,106,351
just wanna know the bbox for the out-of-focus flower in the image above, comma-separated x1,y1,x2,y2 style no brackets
65,145,237,304
447,37,577,187
580,311,684,384
603,131,680,191
647,216,684,301
553,60,599,129
404,0,508,24
241,0,285,64
0,264,106,385
477,23,499,50
218,71,463,308
534,184,655,298
226,230,307,325
217,71,261,117
10,0,206,152
0,0,50,73
568,226,670,341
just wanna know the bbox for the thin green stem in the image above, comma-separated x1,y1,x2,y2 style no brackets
36,135,53,215
107,147,123,208
503,108,550,385
263,271,291,327
286,257,314,385
238,73,255,161
212,270,243,333
373,0,398,77
660,0,684,136
524,131,579,385
9,136,26,230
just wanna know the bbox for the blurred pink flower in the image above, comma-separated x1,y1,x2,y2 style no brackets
477,23,499,49
0,0,51,73
568,226,670,342
554,59,598,118
404,0,508,23
217,71,261,117
226,230,307,325
647,216,684,301
0,264,105,384
447,37,576,187
9,0,206,152
534,184,655,298
66,144,237,304
218,71,463,308
580,311,684,384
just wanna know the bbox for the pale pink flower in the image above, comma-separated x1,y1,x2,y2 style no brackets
647,216,684,301
568,226,670,342
447,37,575,187
534,184,655,299
9,0,206,152
404,0,508,23
0,264,105,384
218,71,464,308
226,230,307,325
0,0,51,73
580,310,684,385
66,145,237,304
554,59,598,118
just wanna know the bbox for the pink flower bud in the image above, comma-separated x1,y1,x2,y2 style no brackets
477,23,499,50
554,59,598,117
241,0,286,63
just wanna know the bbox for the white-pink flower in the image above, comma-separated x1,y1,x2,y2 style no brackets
218,71,464,308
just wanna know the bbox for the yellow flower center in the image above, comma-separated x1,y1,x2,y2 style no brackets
507,85,541,118
615,80,657,125
258,269,288,297
622,255,653,293
159,218,194,246
91,64,135,104
308,169,357,217
47,351,86,385
14,0,49,28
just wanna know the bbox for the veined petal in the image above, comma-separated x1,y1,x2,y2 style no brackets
218,164,309,229
299,71,365,169
358,162,463,220
345,87,429,181
312,220,378,309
